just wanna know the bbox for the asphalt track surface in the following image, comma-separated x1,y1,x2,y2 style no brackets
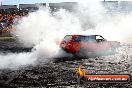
0,41,132,87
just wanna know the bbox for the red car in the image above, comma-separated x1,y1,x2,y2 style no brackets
60,35,120,56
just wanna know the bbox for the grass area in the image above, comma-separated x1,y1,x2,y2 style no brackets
0,32,15,41
0,36,15,41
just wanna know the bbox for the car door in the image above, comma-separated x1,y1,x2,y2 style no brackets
85,35,98,52
70,36,82,53
95,35,110,51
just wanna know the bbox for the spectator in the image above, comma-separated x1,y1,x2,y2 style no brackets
0,9,29,30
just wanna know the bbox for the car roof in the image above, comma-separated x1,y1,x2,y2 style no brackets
66,34,100,36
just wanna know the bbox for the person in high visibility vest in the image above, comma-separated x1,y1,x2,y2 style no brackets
77,65,86,84
77,65,86,76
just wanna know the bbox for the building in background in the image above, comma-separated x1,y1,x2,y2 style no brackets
0,1,132,13
49,2,78,11
0,5,17,14
102,1,118,11
118,1,132,12
19,4,38,12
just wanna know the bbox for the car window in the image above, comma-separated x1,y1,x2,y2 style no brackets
63,35,72,42
95,35,105,42
80,36,85,42
85,36,89,42
75,36,96,42
96,35,104,40
74,36,81,42
80,36,89,42
88,36,96,42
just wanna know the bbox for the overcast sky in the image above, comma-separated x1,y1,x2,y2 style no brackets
1,0,131,5
1,0,77,5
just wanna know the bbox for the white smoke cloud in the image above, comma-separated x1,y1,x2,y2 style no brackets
14,8,82,47
0,52,37,69
0,6,82,69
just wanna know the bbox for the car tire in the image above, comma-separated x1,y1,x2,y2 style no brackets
75,48,89,58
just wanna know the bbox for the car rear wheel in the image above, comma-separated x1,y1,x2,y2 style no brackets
75,48,90,58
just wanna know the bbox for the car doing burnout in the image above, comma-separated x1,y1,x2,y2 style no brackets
60,35,120,56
